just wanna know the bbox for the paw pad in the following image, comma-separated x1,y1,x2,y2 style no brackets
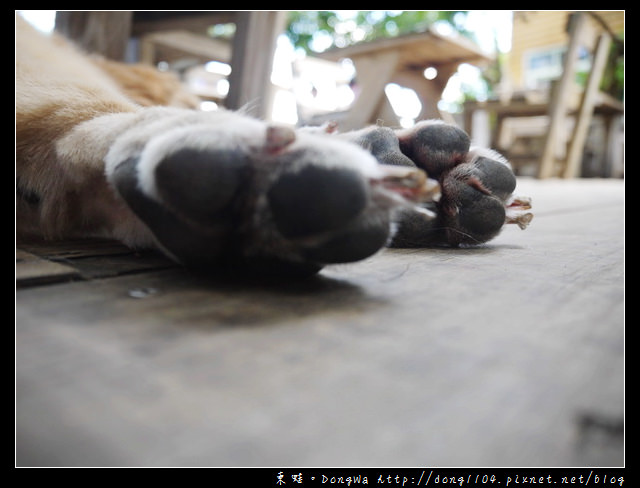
398,122,470,177
268,165,368,239
155,148,246,222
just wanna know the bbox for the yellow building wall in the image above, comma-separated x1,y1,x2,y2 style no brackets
506,11,624,89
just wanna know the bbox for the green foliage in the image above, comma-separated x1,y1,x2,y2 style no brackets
285,11,472,54
601,34,624,101
572,33,624,101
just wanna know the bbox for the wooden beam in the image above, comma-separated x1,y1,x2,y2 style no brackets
139,30,232,65
537,12,589,178
131,11,236,37
338,50,400,131
562,32,612,178
224,11,287,119
55,11,133,61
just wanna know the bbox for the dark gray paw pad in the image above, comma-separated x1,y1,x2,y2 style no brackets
472,157,517,200
455,197,506,242
399,123,471,177
354,126,415,167
155,148,246,222
268,165,368,239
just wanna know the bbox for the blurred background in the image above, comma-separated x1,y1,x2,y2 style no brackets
18,10,624,178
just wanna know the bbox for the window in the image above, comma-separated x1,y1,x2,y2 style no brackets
523,45,591,89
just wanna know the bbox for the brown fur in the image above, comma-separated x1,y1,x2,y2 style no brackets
91,57,200,108
16,15,197,243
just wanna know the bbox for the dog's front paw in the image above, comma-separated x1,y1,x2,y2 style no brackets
106,109,411,276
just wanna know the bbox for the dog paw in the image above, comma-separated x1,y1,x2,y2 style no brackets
105,109,412,276
347,121,532,247
429,151,528,245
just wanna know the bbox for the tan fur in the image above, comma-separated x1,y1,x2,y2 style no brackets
91,57,200,108
16,15,197,244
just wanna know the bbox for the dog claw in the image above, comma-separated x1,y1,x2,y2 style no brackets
374,165,441,204
508,195,532,210
505,195,533,229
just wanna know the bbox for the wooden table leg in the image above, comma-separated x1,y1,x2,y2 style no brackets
340,50,400,131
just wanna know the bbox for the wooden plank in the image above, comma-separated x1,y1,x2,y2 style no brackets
464,94,622,119
319,28,493,68
131,11,236,37
139,30,232,65
17,238,133,259
68,252,176,280
15,179,624,467
16,249,80,288
16,239,176,287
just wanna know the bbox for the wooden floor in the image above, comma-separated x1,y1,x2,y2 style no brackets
15,178,624,467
